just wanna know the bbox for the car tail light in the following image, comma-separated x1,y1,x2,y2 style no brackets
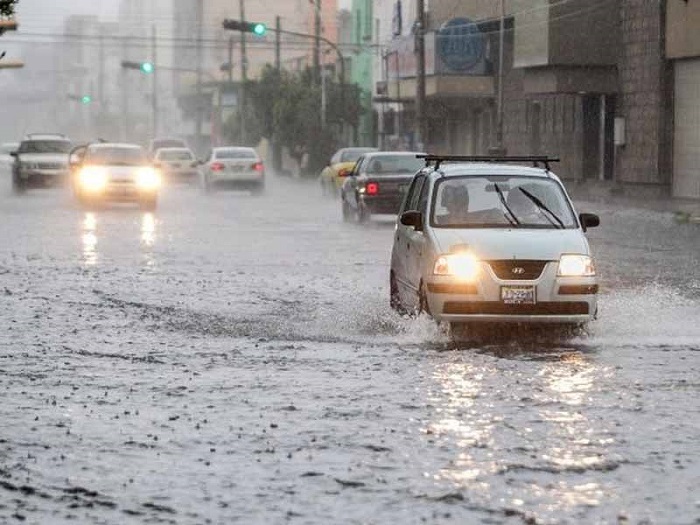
252,162,264,173
366,182,379,195
210,162,225,172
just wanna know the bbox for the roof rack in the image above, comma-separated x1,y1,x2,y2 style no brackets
417,154,560,172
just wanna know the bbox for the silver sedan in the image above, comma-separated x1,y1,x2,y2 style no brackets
200,147,265,194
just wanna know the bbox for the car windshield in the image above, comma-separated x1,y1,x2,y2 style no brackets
339,148,377,163
159,150,193,161
431,175,577,229
365,155,424,175
87,147,148,166
215,149,256,160
18,140,72,154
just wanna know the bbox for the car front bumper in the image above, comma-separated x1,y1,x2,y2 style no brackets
18,169,69,183
426,262,598,325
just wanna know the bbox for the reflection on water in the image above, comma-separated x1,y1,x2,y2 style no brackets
81,212,98,266
426,350,615,517
80,212,158,267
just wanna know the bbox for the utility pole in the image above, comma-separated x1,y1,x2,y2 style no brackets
239,0,247,144
227,36,234,83
415,0,426,150
493,0,507,155
151,23,158,138
313,0,321,84
275,16,281,73
195,0,204,153
273,15,281,173
122,35,130,141
98,33,105,109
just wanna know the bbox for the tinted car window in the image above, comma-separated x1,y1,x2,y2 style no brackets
365,155,424,175
87,147,148,166
339,148,377,163
159,150,194,161
18,141,72,154
404,174,426,212
215,149,257,160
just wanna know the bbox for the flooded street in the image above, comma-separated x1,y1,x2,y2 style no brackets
1,174,699,525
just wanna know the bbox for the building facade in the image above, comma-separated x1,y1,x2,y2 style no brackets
373,0,700,199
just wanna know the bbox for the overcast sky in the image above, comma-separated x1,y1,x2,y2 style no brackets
16,0,352,30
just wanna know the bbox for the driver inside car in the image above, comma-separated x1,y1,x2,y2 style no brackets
436,184,471,225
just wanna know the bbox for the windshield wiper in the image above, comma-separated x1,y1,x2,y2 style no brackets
518,188,565,229
493,183,520,226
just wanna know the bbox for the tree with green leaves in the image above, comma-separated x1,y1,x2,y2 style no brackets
0,0,18,17
223,65,364,176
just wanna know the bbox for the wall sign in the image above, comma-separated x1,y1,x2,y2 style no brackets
437,18,484,72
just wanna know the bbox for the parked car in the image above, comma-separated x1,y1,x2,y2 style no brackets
340,151,425,223
10,134,72,193
200,147,265,194
318,147,378,196
390,155,600,336
70,142,161,211
153,147,199,183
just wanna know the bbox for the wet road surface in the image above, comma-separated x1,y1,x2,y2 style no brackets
1,174,699,524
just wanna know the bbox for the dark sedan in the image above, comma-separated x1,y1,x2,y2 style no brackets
340,151,425,223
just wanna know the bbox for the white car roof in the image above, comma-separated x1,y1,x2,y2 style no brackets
89,143,143,150
433,163,558,180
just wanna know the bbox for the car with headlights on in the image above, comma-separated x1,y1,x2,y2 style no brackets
340,151,425,223
71,143,161,211
390,155,600,335
153,147,199,183
10,134,72,193
318,147,378,196
200,146,265,194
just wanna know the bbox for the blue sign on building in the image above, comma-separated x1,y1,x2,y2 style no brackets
437,18,485,73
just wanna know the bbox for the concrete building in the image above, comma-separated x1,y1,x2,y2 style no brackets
373,0,700,200
349,0,375,146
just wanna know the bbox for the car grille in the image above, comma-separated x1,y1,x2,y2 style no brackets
487,260,548,280
37,162,65,170
443,302,590,316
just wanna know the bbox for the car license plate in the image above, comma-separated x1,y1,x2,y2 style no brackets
501,285,536,304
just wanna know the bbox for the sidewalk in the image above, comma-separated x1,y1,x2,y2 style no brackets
564,180,700,223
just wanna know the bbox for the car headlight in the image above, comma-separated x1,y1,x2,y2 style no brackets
558,254,596,277
433,252,480,280
78,167,108,192
136,167,161,190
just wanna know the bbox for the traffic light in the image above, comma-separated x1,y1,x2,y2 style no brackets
223,19,267,36
81,95,92,105
121,60,155,74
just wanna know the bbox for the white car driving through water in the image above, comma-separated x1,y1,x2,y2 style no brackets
390,155,600,335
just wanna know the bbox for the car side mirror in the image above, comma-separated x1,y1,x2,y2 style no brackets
400,210,423,231
579,213,600,232
9,151,18,158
